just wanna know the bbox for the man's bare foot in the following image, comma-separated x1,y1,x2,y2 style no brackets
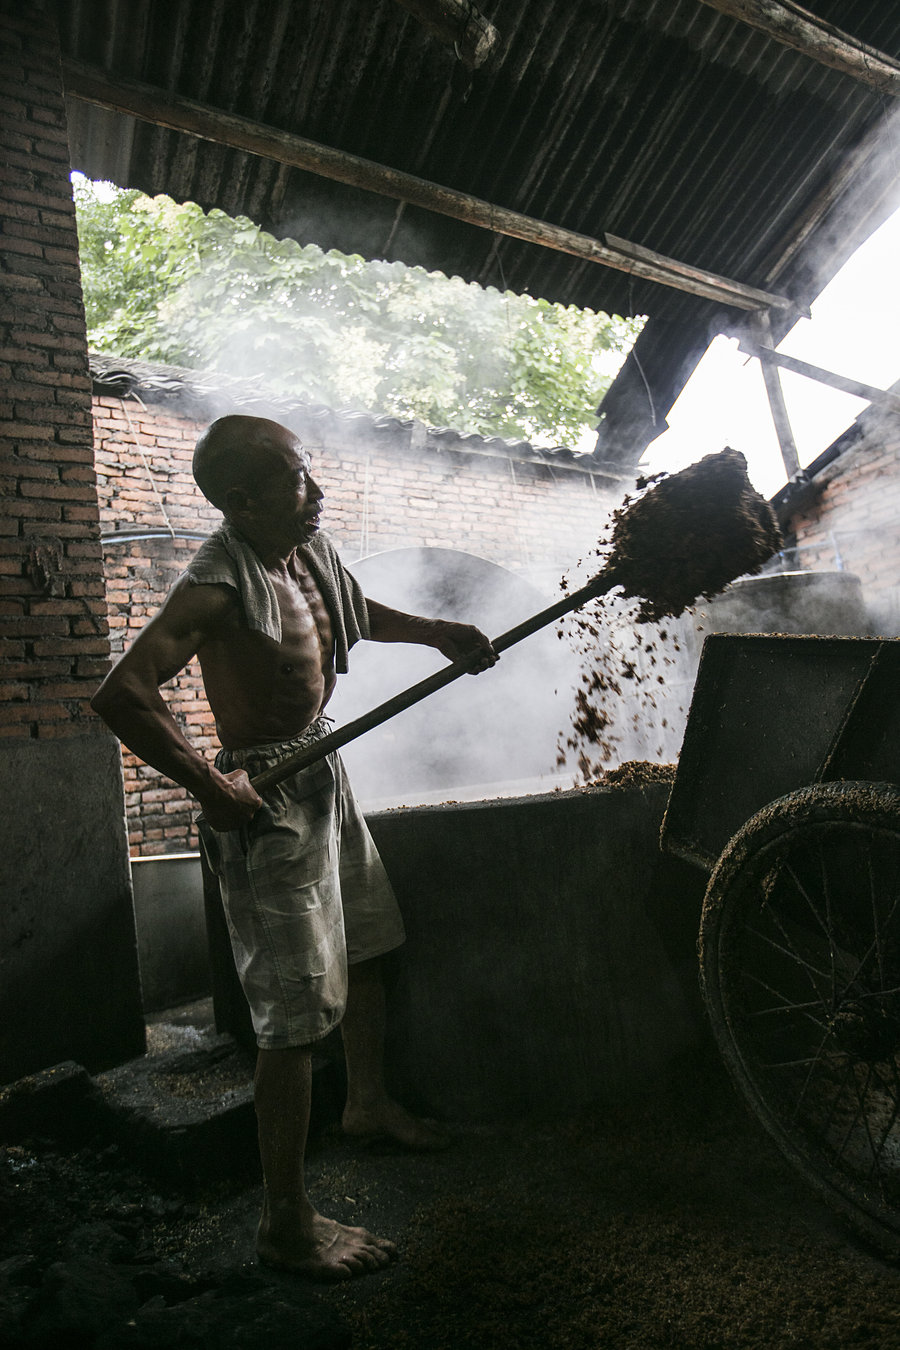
342,1098,452,1151
257,1201,397,1281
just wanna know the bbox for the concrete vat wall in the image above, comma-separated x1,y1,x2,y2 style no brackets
370,783,706,1119
197,782,707,1121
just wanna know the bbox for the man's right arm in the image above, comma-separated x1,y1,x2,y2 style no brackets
91,576,261,831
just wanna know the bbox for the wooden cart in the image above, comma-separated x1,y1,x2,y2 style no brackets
662,634,900,1256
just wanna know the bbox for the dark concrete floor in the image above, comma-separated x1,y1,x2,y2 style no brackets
136,1006,900,1350
6,1001,900,1350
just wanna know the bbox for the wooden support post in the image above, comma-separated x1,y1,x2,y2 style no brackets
750,314,801,479
698,0,900,97
62,60,798,316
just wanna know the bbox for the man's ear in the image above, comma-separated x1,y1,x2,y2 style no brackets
224,485,252,520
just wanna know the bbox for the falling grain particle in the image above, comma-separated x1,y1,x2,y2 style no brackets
557,449,781,783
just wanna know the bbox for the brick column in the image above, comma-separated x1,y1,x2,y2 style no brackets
0,2,145,1080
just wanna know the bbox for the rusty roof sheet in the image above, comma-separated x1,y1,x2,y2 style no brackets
60,0,900,464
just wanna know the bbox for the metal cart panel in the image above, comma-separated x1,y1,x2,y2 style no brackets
661,635,900,871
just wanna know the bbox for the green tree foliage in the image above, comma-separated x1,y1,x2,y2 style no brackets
74,175,642,446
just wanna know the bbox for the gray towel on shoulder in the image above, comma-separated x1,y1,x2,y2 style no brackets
185,523,370,672
187,522,281,641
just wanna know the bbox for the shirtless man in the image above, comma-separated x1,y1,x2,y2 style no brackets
91,414,497,1281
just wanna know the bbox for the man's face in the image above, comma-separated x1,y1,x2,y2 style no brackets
244,432,324,548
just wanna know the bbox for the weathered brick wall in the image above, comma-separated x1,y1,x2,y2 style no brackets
94,397,214,852
103,536,215,854
0,4,145,1081
786,422,900,637
0,9,111,738
93,390,616,854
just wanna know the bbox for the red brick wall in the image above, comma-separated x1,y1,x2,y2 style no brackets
0,8,110,742
0,6,147,1079
93,392,616,854
93,397,213,852
786,423,900,637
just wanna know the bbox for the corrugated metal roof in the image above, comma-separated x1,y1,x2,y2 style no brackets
59,0,900,464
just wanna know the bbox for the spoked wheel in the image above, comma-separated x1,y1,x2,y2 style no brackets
700,781,900,1256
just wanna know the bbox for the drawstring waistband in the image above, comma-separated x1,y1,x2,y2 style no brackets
216,715,335,774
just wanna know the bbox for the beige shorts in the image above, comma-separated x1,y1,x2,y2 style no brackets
210,718,405,1048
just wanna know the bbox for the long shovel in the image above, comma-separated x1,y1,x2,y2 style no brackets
248,448,781,794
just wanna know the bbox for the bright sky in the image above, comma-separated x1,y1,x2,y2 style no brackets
638,202,900,498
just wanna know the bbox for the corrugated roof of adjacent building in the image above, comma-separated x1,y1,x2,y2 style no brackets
89,353,624,478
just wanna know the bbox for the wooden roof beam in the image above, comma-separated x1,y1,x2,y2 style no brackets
698,0,900,97
62,59,800,317
738,337,900,416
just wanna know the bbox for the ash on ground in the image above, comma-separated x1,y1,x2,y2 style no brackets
3,1044,900,1350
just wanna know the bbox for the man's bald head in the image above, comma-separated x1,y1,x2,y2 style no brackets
193,415,308,513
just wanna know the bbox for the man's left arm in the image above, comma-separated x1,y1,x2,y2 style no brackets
365,598,498,674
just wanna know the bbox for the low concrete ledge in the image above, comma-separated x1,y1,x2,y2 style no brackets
140,783,708,1124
